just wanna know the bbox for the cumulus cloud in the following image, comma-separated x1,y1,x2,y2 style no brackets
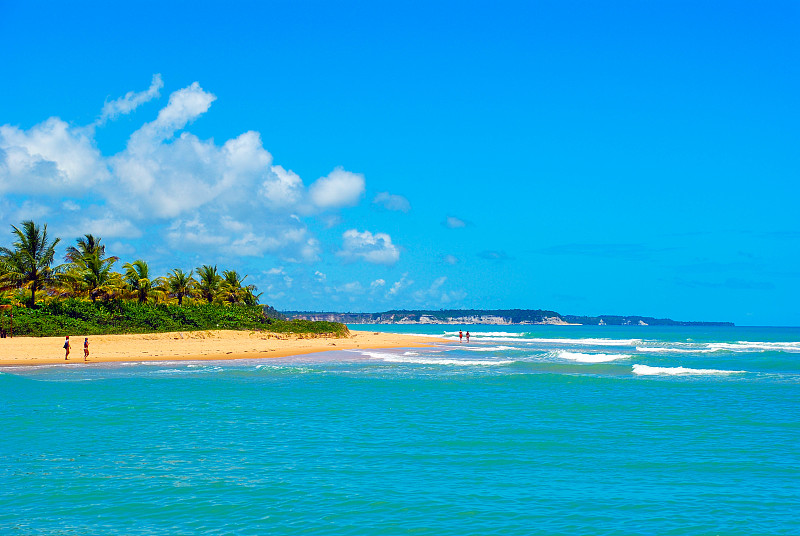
309,167,365,209
0,76,374,268
260,164,303,209
0,118,110,194
128,81,217,149
97,74,163,124
338,229,400,265
373,191,410,212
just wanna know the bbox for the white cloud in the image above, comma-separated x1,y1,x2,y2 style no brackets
109,241,136,256
444,216,467,228
12,200,51,221
97,74,163,124
59,212,142,239
260,164,303,209
388,273,413,297
0,117,110,194
412,275,467,305
309,167,365,209
0,76,370,266
128,81,216,149
373,191,410,212
444,254,459,265
337,281,364,294
370,278,386,290
338,229,400,265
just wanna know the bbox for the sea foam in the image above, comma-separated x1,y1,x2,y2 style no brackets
531,337,642,346
636,346,715,354
358,350,513,366
706,341,800,353
632,364,746,376
556,351,631,363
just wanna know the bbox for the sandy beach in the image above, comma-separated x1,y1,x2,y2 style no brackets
0,330,443,367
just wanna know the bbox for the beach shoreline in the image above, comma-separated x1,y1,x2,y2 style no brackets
0,329,443,367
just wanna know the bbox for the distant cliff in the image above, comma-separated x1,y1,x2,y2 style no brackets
283,309,734,327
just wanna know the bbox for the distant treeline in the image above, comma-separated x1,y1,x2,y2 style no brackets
284,309,734,327
561,314,734,327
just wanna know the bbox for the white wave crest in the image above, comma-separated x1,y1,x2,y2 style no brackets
632,364,746,376
359,350,512,366
449,336,531,343
636,347,715,354
444,331,525,338
463,345,519,352
706,341,800,353
556,351,631,363
532,337,642,346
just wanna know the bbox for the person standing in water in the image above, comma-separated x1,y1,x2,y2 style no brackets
466,331,470,343
459,330,463,342
64,336,71,360
84,337,89,362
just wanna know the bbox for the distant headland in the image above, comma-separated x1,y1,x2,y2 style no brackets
284,309,734,327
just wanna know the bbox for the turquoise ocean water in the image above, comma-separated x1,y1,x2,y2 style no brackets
2,324,799,535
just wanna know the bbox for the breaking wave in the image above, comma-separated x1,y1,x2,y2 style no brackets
556,351,631,363
632,364,746,376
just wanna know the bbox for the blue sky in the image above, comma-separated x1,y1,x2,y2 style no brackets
1,1,798,325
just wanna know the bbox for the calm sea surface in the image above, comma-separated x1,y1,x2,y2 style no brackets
2,324,799,535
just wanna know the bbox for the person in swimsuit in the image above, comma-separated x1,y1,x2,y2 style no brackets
64,336,70,360
466,331,470,343
84,337,89,361
459,330,463,342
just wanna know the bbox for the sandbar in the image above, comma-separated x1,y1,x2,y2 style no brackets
0,330,443,367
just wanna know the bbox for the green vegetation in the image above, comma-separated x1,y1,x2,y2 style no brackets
0,220,348,337
7,300,348,337
0,221,61,308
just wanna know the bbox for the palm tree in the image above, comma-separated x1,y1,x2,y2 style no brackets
221,270,246,304
196,264,221,304
0,221,61,307
123,259,163,303
78,252,121,301
166,268,196,306
65,234,112,263
63,234,120,301
221,270,260,305
242,286,262,306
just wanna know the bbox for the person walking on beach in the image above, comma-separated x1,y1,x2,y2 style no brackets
459,330,463,342
84,337,89,362
64,336,70,360
466,331,470,343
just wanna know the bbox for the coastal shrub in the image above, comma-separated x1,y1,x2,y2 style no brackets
6,300,348,337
